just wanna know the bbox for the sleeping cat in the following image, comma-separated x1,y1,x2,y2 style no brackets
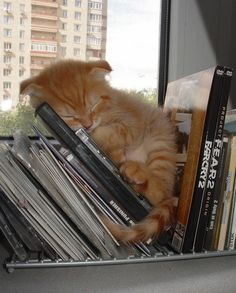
20,59,177,243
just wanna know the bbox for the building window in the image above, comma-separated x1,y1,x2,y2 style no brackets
4,2,12,12
60,46,66,56
73,48,80,56
4,42,12,50
88,2,102,10
61,34,67,42
4,15,12,24
19,43,25,52
20,17,25,26
74,11,81,20
75,0,81,7
20,4,25,12
3,94,11,101
88,25,101,33
19,30,25,38
31,43,57,53
3,82,11,89
4,29,12,38
62,0,67,6
87,36,101,46
19,56,24,64
74,36,81,43
62,23,67,30
74,24,81,31
88,13,102,21
3,68,11,76
62,10,67,18
3,55,11,63
19,69,24,77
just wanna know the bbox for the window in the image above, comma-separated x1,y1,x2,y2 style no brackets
61,34,67,42
19,56,24,64
31,43,57,53
88,2,102,10
62,23,67,30
20,17,25,26
74,36,81,43
19,43,25,52
74,11,81,20
3,55,11,63
20,4,25,12
73,48,80,56
87,36,101,46
88,25,101,33
4,2,12,12
4,42,12,50
60,46,66,56
88,13,102,22
0,0,162,136
3,68,11,76
74,24,81,31
62,10,67,18
19,69,25,77
3,82,11,89
3,94,11,101
4,29,12,38
4,15,12,24
75,0,81,7
19,30,25,38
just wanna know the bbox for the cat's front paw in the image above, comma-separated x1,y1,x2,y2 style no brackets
120,161,148,185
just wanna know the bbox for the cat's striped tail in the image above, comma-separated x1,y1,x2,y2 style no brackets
102,197,178,243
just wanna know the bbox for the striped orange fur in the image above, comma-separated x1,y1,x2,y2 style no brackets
20,59,177,243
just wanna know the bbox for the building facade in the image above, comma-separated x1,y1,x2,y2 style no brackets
0,0,107,110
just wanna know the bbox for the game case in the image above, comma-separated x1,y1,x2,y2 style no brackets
182,66,224,252
12,130,122,259
0,206,28,261
0,143,94,261
164,67,216,252
0,188,56,257
32,126,153,257
218,135,236,250
203,136,229,250
193,67,232,252
35,102,152,221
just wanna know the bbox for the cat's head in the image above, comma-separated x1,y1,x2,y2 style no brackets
20,59,112,132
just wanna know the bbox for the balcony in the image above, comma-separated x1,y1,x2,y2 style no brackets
30,63,45,70
31,42,57,58
31,51,57,58
31,0,58,8
31,35,57,42
31,12,57,21
31,24,57,33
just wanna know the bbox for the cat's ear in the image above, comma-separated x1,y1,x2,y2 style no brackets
20,79,44,108
88,60,112,80
20,77,36,94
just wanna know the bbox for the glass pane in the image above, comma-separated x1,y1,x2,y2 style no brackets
0,0,161,136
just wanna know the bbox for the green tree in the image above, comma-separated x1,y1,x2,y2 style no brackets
127,88,158,104
0,104,39,136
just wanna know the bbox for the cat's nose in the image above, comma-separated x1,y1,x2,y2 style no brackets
82,120,93,129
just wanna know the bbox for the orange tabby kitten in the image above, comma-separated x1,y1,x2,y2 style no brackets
20,59,177,243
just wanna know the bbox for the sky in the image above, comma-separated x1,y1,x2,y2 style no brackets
105,0,161,90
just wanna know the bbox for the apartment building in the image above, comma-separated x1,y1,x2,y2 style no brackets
0,0,107,110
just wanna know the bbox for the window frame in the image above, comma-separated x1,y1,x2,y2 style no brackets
157,0,171,106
